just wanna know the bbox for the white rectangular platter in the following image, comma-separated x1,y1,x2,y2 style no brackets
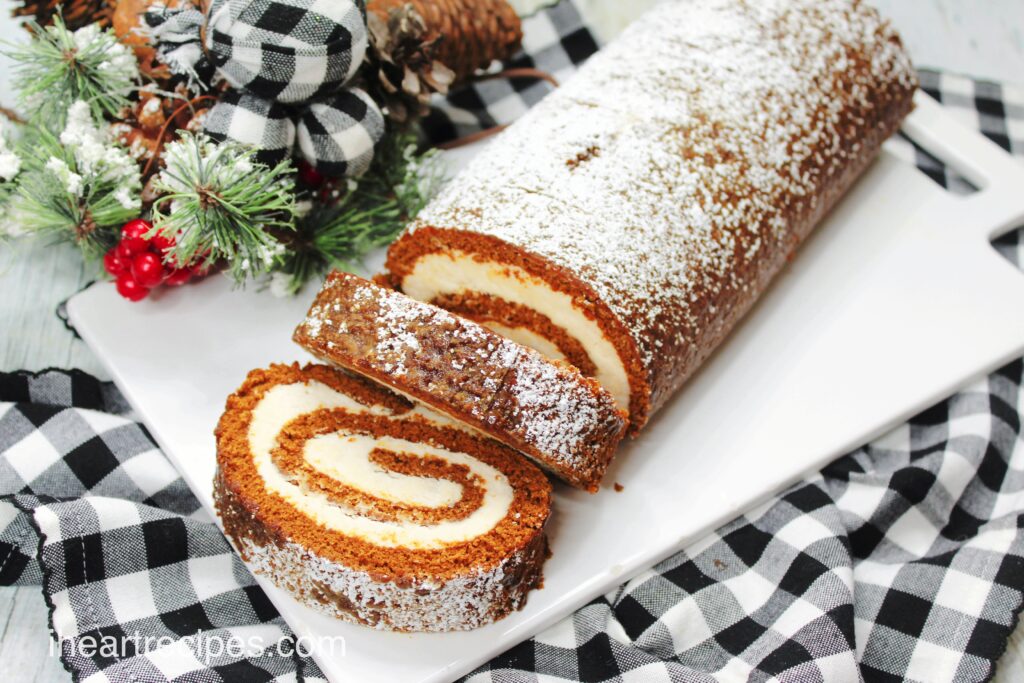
67,93,1024,683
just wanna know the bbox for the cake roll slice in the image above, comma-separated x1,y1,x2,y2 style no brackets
215,363,551,631
294,272,627,492
384,0,917,431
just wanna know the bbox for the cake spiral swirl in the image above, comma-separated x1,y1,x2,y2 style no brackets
214,363,551,631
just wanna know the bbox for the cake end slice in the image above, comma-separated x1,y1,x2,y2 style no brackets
294,271,627,491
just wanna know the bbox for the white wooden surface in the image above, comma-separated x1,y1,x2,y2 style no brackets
2,2,1023,682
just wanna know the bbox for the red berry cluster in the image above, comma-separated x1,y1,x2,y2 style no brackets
297,160,326,188
297,160,342,203
103,219,203,302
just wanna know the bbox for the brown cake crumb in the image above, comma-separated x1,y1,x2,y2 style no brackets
294,272,628,492
214,363,552,631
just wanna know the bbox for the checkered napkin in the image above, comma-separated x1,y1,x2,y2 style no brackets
0,370,322,682
4,4,1024,683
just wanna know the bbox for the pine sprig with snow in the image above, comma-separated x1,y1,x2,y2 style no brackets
5,15,139,125
0,131,22,239
151,132,297,283
9,101,141,255
273,132,444,295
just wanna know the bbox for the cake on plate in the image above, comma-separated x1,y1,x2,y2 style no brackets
214,363,551,631
214,0,918,632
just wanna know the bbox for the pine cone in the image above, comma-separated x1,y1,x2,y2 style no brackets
365,4,455,124
367,0,523,84
113,86,208,168
12,0,113,30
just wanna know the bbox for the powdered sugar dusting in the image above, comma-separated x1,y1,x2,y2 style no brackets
363,284,425,375
360,280,625,476
238,531,537,631
409,0,916,412
217,365,550,631
507,351,613,471
297,274,626,488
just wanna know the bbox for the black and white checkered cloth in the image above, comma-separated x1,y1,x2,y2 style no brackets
0,370,319,682
421,0,599,146
295,88,385,177
146,0,366,100
202,91,297,167
205,0,366,103
144,5,213,85
202,86,384,174
147,0,382,174
4,2,1024,682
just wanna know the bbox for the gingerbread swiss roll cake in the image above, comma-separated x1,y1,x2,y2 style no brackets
294,272,627,492
214,363,550,631
384,0,917,431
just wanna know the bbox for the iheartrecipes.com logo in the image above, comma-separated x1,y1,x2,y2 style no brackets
49,625,346,664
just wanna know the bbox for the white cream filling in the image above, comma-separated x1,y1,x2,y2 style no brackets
401,251,631,410
482,322,567,362
248,381,514,549
304,434,463,508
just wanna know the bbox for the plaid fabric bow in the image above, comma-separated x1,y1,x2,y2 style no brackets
146,0,384,176
201,87,384,176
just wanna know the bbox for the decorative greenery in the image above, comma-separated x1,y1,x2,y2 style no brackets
274,131,444,294
5,15,139,125
0,13,453,297
151,132,297,283
9,101,141,256
0,127,22,238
